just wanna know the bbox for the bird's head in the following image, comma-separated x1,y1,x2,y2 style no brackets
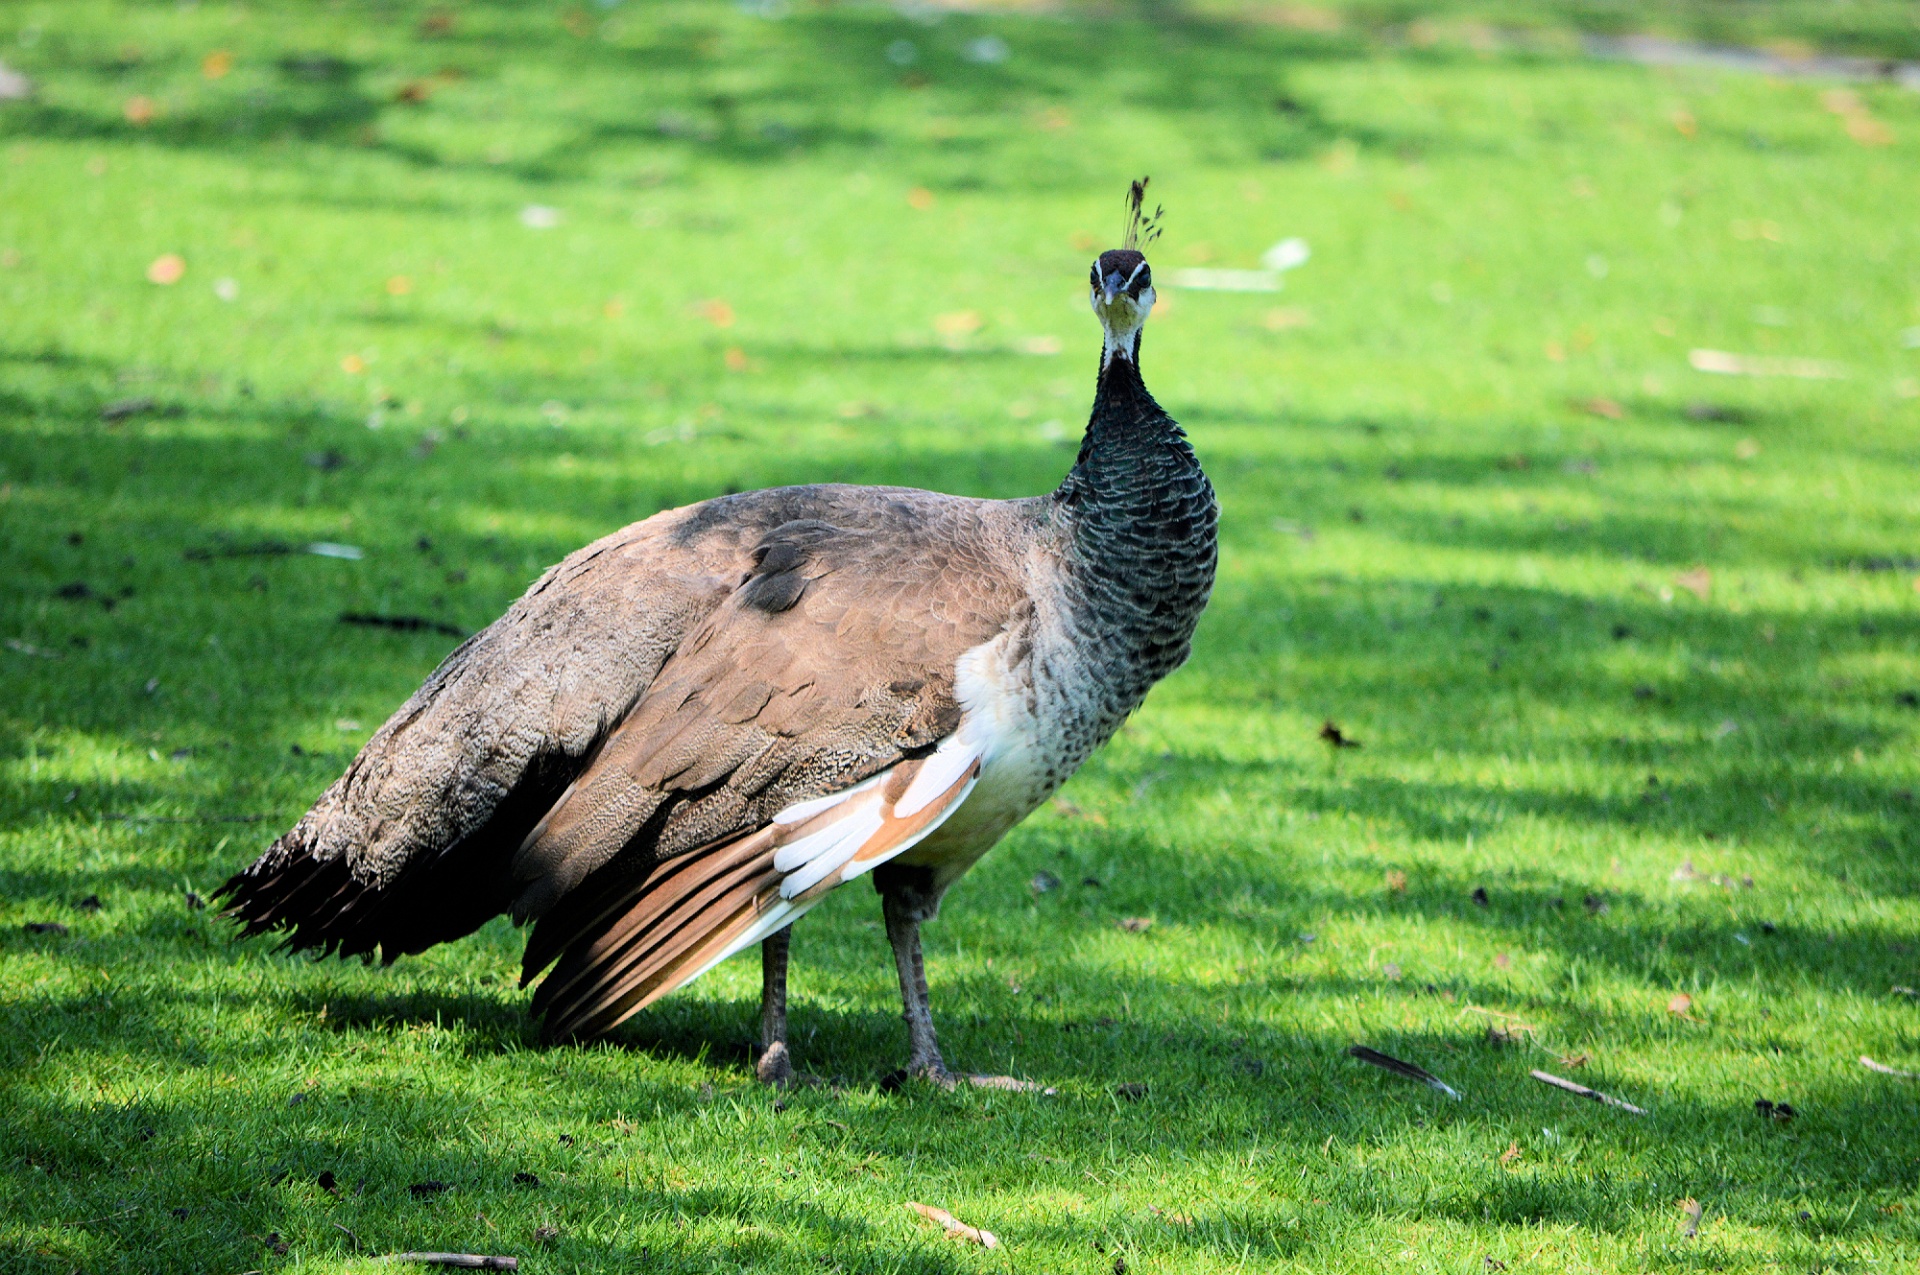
1089,247,1154,365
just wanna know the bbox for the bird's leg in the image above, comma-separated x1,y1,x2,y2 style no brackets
755,924,794,1086
877,869,1050,1094
881,884,953,1085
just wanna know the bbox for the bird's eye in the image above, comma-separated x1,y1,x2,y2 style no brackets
1089,265,1099,286
1136,267,1152,292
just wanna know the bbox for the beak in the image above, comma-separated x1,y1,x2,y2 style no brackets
1099,274,1125,306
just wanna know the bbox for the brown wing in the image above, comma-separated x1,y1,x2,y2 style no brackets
512,513,1032,1038
529,744,983,1040
220,484,1032,969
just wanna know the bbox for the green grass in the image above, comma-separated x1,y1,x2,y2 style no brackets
4,1,1920,1271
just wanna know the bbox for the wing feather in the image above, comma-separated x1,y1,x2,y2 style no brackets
533,733,983,1040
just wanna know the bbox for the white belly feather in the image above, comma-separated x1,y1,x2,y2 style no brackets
897,625,1087,884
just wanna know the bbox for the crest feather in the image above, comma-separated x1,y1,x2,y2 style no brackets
1122,177,1164,252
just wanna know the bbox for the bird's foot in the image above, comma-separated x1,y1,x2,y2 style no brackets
755,1041,794,1087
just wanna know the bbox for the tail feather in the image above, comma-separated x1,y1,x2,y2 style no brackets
220,758,574,963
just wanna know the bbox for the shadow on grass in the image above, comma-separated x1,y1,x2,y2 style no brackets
2,960,1915,1268
0,0,1418,187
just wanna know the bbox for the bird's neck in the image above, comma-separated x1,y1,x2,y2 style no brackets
1056,339,1204,518
1050,337,1218,681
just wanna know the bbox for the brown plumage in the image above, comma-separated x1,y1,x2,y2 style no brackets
222,207,1216,1086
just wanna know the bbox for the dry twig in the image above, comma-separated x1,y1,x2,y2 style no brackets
1860,1055,1917,1080
1530,1069,1646,1115
907,1202,999,1249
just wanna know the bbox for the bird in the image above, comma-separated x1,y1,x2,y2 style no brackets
219,180,1217,1088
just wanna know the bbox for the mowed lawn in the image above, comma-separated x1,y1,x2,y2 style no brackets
4,2,1920,1271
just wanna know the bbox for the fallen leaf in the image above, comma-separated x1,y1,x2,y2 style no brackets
1048,797,1105,824
1735,437,1760,459
1690,348,1844,378
1263,307,1312,331
202,50,232,79
1029,870,1060,895
123,95,156,125
1486,1023,1525,1047
724,347,751,371
907,186,935,210
1671,108,1696,137
1666,992,1693,1016
1820,88,1863,116
1382,962,1402,980
340,354,366,374
101,396,157,423
1579,397,1624,419
934,310,982,339
1680,1197,1703,1238
907,1202,997,1248
1116,917,1153,933
1556,1052,1589,1069
1385,870,1408,892
695,298,735,328
146,254,185,285
1493,952,1511,969
533,1225,559,1243
1673,566,1711,599
386,275,413,295
1318,720,1360,749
